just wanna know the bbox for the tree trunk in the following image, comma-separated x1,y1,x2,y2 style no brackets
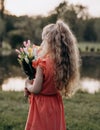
0,0,5,47
0,0,4,19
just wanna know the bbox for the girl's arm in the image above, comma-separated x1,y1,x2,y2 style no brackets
25,66,43,94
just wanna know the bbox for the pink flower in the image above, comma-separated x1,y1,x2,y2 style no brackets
18,54,21,58
23,41,27,47
15,49,20,54
27,40,31,46
20,47,24,52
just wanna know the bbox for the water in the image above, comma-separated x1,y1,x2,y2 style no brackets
1,77,100,94
2,77,25,91
80,78,100,93
0,53,100,93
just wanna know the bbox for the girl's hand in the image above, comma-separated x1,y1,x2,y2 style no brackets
24,78,32,97
24,88,31,97
25,78,33,87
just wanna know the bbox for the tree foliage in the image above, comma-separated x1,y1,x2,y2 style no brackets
84,19,97,42
0,0,5,46
0,1,100,48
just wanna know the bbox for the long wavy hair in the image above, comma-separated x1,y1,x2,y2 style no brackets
42,20,80,97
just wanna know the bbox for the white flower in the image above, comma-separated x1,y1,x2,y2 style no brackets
25,56,29,64
23,47,29,55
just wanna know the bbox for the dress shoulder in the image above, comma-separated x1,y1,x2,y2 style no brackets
32,58,46,73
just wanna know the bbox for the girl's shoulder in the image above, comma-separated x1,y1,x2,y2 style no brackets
32,55,54,73
32,57,46,69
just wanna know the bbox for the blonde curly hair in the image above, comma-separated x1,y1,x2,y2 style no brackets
42,20,80,97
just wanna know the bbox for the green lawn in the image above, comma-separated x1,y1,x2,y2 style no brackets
0,91,100,130
63,91,100,130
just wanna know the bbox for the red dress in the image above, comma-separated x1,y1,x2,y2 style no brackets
25,55,66,130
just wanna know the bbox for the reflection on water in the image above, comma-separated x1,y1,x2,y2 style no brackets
0,53,25,86
0,53,100,93
1,77,100,94
2,77,25,91
80,78,100,94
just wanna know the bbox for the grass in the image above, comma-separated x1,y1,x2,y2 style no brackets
63,91,100,130
0,91,28,130
0,91,100,130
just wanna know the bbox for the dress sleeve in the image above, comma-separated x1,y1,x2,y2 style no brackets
32,58,46,74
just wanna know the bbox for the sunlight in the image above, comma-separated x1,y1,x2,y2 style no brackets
2,77,25,91
80,78,100,94
69,0,100,17
5,0,62,16
5,0,100,17
2,77,100,93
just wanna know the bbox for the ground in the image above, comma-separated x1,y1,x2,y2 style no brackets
0,91,100,130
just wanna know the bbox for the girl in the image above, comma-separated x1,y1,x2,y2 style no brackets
24,20,80,130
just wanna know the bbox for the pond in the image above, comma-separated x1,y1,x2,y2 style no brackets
0,52,100,93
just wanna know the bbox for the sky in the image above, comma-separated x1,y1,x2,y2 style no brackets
5,0,100,17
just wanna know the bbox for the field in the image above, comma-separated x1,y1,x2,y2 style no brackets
0,91,100,130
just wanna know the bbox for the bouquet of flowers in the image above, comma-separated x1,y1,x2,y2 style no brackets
16,40,39,80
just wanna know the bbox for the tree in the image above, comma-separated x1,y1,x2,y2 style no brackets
84,19,97,42
74,4,90,20
0,0,5,18
0,0,5,47
49,1,90,41
55,1,68,18
94,18,100,42
7,16,43,48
